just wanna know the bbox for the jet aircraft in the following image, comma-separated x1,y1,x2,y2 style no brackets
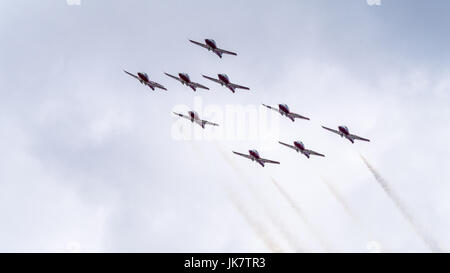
173,111,219,129
233,150,280,167
202,74,250,93
262,104,310,122
322,125,370,143
189,39,237,58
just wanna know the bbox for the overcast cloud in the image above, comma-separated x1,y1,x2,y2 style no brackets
0,0,449,252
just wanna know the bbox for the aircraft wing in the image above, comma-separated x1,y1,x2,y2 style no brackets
201,119,219,127
259,158,280,165
189,39,209,49
189,81,209,90
233,151,253,160
290,112,310,120
278,141,296,151
322,126,341,135
305,149,325,157
216,48,237,56
229,83,250,90
148,80,167,90
202,75,222,84
173,112,190,120
124,70,139,80
164,73,182,82
262,104,280,113
349,134,370,142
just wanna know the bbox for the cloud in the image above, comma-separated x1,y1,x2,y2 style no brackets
1,0,449,252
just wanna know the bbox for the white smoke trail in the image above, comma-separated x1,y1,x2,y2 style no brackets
224,187,283,252
321,177,357,221
320,177,386,252
269,177,333,252
189,142,284,252
213,143,305,252
360,154,442,252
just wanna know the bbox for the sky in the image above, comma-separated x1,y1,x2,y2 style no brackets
0,0,449,252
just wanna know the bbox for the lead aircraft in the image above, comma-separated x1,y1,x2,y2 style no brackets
189,39,237,58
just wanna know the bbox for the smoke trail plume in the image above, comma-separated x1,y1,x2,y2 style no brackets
214,143,305,252
270,177,332,251
190,142,285,252
225,187,283,252
321,177,386,251
359,154,442,252
321,178,356,220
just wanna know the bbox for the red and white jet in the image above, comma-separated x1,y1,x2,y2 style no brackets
322,125,370,144
173,111,219,129
165,72,209,91
278,141,325,159
233,149,280,167
189,39,237,58
124,70,167,90
262,104,310,122
202,74,250,93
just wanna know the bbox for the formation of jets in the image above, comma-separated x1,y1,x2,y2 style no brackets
124,39,246,93
124,38,371,168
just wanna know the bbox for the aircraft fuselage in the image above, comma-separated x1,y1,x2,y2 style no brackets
249,149,260,160
294,141,305,151
188,111,199,122
179,73,191,84
338,126,350,136
279,104,290,115
205,39,217,50
205,39,223,58
137,72,149,83
218,74,230,85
